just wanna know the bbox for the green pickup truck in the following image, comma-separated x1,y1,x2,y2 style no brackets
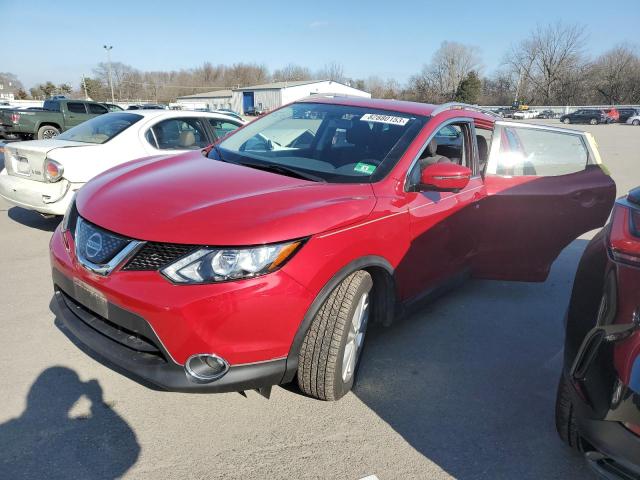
0,99,110,140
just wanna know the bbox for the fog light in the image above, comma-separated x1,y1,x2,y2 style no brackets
185,354,229,383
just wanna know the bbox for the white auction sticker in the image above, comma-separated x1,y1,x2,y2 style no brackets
360,113,409,126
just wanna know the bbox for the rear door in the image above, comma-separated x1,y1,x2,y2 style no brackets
473,121,616,281
64,102,93,128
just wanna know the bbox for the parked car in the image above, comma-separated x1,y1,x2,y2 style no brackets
560,109,609,125
49,98,615,401
127,104,166,110
618,108,640,123
0,99,110,140
103,103,124,112
537,109,559,119
513,109,539,119
605,107,620,123
626,114,640,126
213,108,244,121
0,110,244,216
556,186,640,478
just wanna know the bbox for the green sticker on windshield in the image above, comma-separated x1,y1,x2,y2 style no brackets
354,162,377,175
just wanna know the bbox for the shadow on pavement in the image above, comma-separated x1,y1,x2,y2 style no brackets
0,366,140,480
353,239,594,479
7,206,60,231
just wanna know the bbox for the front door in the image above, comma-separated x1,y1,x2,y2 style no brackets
473,121,616,281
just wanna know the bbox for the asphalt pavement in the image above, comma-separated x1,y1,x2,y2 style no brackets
0,120,638,479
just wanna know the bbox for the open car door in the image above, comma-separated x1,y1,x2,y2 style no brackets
473,121,616,281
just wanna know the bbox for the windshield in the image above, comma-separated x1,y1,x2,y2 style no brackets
57,112,143,144
212,103,427,183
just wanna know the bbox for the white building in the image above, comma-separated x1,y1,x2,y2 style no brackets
231,80,370,114
175,80,370,114
175,89,234,111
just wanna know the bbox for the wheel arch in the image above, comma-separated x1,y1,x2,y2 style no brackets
38,122,62,131
281,255,397,383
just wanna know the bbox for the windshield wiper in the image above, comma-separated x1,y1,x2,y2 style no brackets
238,161,325,183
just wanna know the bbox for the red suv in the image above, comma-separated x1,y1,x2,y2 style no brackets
556,186,640,477
50,98,616,400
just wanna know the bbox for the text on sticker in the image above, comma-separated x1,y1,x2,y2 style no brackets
360,113,409,126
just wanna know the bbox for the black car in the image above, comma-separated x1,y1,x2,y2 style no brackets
560,109,609,125
537,109,558,119
556,187,640,479
618,108,640,123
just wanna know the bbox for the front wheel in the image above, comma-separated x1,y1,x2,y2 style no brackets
555,374,585,451
633,119,640,126
563,118,571,124
589,118,598,125
37,125,60,140
297,270,373,401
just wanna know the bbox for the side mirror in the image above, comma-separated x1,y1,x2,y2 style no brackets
419,163,472,192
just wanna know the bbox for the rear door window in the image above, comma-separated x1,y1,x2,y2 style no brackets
148,118,209,150
207,119,241,140
67,102,88,114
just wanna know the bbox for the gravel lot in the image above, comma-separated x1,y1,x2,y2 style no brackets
0,121,638,480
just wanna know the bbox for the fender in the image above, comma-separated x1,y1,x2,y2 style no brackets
281,255,396,383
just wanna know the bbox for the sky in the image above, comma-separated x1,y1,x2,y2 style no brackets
1,0,639,90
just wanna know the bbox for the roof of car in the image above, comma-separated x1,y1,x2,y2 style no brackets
114,109,242,122
297,95,439,116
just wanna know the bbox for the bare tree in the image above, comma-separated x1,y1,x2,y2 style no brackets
317,62,345,82
590,44,640,104
506,22,586,104
272,64,312,82
407,41,481,102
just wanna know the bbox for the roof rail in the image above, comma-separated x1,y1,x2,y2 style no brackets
430,102,500,118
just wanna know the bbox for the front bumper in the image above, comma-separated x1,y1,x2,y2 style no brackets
52,283,287,392
0,170,77,215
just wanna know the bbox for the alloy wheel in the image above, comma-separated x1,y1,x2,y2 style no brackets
342,291,369,382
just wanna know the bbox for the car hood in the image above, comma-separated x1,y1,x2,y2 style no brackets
76,152,377,245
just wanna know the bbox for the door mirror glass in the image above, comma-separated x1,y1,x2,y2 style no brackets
419,163,471,192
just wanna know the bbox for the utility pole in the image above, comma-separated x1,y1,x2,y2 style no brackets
103,45,115,103
82,74,89,100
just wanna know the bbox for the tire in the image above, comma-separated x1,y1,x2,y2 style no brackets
563,118,571,124
589,118,598,125
37,125,60,140
297,270,373,401
555,374,584,451
633,119,640,126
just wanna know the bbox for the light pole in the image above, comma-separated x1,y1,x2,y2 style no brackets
103,45,115,103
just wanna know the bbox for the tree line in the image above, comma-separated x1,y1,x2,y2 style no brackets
11,22,640,106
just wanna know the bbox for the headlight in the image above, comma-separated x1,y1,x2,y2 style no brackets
161,240,304,284
45,158,64,182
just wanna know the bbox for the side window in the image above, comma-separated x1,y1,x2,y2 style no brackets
145,129,158,148
43,101,60,112
475,127,493,173
149,118,208,150
88,103,108,114
486,125,589,177
207,119,240,140
419,123,471,169
67,102,88,114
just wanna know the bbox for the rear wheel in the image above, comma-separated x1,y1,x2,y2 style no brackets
297,270,373,401
37,125,60,140
555,374,584,450
589,118,598,125
633,119,640,126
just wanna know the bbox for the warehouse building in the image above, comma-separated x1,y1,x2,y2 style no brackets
176,80,370,113
230,80,370,114
175,89,233,111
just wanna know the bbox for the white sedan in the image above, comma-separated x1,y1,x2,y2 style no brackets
0,110,244,216
627,114,640,126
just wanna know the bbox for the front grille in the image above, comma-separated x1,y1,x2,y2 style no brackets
123,242,197,271
76,218,130,265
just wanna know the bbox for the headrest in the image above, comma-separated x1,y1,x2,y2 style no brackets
426,138,438,156
179,131,195,147
347,121,373,145
476,135,488,161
